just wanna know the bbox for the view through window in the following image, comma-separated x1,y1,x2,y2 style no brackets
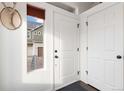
27,5,45,72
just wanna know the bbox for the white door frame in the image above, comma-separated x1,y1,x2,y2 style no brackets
80,2,124,90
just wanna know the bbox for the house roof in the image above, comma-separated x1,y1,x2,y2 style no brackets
31,25,43,32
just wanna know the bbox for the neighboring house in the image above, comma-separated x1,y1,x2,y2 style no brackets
27,25,44,72
32,25,44,43
27,29,32,43
27,25,44,43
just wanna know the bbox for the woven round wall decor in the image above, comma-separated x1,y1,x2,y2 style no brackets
0,3,22,30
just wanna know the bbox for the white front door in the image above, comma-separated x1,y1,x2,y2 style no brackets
54,12,79,90
88,3,123,90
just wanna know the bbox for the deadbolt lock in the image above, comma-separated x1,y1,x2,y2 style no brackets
117,55,122,59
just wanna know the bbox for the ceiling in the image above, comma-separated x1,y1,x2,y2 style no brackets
48,2,101,14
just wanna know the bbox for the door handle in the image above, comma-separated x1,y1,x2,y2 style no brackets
117,55,122,59
55,55,59,58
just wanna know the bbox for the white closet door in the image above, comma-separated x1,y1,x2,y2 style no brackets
54,12,79,90
88,3,123,90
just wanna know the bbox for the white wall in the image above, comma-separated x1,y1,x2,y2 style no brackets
0,3,27,90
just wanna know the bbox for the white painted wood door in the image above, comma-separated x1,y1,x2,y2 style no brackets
88,3,123,90
54,12,79,90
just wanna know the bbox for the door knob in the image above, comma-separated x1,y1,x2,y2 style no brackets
55,55,59,58
117,55,122,59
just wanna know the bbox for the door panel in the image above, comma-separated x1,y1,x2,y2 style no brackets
54,12,79,90
88,3,123,90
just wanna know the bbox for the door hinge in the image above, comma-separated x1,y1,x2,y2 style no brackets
86,47,88,50
86,21,88,26
77,71,80,75
85,70,88,75
77,48,79,51
77,24,80,28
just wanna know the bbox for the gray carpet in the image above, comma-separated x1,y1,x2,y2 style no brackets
57,81,87,91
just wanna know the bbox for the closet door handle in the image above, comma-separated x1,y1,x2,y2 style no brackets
116,55,122,59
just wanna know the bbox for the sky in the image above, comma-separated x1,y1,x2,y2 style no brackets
27,16,44,23
27,15,44,30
